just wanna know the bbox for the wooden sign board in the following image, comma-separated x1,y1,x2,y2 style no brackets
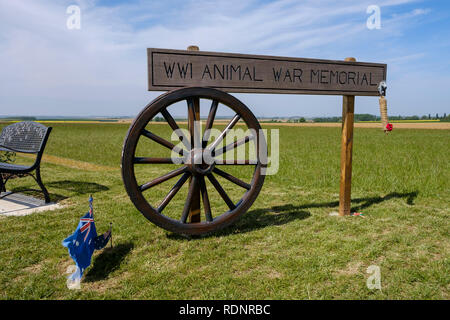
148,48,387,96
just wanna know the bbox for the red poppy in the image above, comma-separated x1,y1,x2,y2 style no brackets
386,123,393,131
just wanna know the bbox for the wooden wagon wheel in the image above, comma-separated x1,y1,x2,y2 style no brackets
121,87,266,235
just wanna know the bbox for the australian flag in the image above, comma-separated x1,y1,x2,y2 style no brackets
62,196,111,282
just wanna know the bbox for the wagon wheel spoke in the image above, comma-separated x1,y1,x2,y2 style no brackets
208,114,241,152
139,166,187,192
207,173,236,210
160,108,191,150
199,175,213,222
133,157,177,164
187,98,201,149
203,100,219,148
157,172,190,213
141,129,185,156
181,175,199,223
212,167,251,190
213,134,254,157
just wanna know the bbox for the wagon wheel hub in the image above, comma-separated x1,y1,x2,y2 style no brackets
186,148,215,175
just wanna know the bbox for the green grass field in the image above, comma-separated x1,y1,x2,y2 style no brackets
0,122,448,299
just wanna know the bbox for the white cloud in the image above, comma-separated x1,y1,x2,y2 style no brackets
0,0,447,117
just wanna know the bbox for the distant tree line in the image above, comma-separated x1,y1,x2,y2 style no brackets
313,116,342,122
0,116,37,121
287,117,306,123
312,114,381,122
152,116,165,122
389,113,448,121
311,113,449,122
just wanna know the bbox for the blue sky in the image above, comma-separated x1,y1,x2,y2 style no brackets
0,0,449,118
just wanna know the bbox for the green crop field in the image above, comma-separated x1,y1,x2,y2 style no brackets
0,122,448,299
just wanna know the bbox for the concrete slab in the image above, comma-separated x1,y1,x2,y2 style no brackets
0,192,62,217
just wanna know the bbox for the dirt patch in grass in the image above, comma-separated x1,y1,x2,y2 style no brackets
233,267,283,280
266,269,283,279
23,262,45,274
57,258,75,276
83,272,129,293
336,261,364,276
12,259,50,283
18,154,117,171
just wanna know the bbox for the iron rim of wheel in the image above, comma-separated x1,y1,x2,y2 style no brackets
121,87,266,235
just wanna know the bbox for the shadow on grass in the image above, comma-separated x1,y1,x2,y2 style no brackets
167,191,418,240
10,180,109,202
266,191,418,214
47,180,109,195
351,191,418,211
84,242,134,282
167,208,311,240
7,188,68,202
224,208,311,235
276,191,418,213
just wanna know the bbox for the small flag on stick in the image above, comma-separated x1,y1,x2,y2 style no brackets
94,222,112,250
62,196,112,283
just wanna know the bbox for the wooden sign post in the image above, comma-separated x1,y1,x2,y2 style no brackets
147,48,387,219
339,58,356,216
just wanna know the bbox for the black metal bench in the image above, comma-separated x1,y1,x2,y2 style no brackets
0,121,52,203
